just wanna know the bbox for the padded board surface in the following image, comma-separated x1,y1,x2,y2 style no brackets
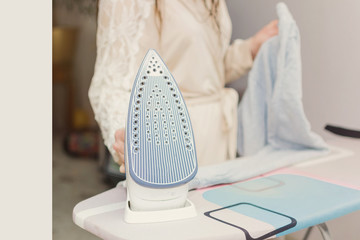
73,139,360,240
203,174,360,238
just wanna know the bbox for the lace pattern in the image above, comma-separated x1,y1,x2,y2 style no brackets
89,0,154,162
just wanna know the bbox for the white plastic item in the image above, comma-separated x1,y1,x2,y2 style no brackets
124,195,197,224
125,160,189,211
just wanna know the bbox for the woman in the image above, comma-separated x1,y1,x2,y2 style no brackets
89,0,278,173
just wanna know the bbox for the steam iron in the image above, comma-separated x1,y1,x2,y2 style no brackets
124,49,198,223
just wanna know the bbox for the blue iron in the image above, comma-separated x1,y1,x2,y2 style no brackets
124,49,198,223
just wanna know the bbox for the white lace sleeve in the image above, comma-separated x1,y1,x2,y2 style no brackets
89,0,155,163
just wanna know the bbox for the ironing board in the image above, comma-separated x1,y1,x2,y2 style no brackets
73,135,360,240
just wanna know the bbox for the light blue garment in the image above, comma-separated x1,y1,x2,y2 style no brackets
189,3,329,190
237,2,327,155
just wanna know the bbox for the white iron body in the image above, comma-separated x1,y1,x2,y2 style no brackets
124,139,196,224
125,138,189,211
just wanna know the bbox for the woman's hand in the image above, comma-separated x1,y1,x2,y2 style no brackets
250,20,279,59
113,128,126,173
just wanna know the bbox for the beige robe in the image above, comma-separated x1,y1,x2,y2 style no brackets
89,0,253,167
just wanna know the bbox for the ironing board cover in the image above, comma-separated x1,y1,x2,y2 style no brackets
73,138,360,240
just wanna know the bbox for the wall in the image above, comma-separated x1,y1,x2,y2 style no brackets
227,0,360,138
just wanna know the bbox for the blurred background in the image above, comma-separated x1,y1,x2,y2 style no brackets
53,1,121,239
52,0,360,239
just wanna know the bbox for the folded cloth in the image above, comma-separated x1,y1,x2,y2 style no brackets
189,2,329,190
